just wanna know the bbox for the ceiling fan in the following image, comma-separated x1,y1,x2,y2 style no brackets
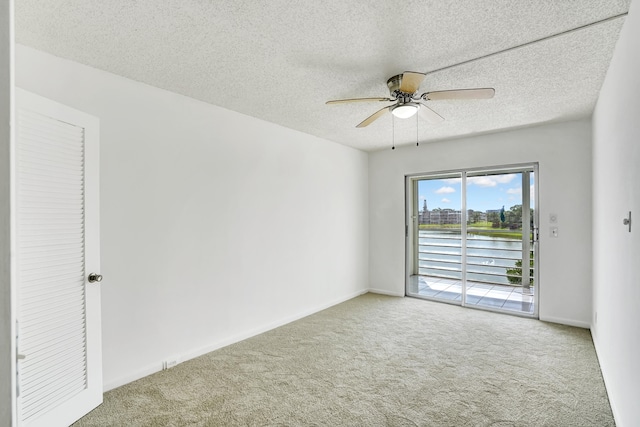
326,71,495,128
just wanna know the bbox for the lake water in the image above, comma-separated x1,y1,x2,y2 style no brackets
418,230,531,285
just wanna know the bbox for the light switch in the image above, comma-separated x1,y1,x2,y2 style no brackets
550,227,559,238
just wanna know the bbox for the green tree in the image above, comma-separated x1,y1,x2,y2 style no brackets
506,251,534,286
487,212,500,228
504,205,534,229
469,211,482,223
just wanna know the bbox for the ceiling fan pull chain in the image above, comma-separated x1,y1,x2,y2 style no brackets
416,112,419,146
392,115,395,150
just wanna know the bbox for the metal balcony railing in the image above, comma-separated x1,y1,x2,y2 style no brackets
418,229,534,286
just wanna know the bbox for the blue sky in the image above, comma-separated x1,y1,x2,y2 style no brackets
418,173,535,212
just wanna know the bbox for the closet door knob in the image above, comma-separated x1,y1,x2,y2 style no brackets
88,273,103,283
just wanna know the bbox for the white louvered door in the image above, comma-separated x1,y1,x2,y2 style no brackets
15,89,102,427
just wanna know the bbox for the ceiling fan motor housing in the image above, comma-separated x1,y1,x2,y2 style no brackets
387,74,418,104
387,74,403,94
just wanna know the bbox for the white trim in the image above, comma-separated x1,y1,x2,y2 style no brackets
98,288,590,396
591,333,620,425
540,315,590,329
405,162,539,180
461,172,467,305
8,1,16,424
532,164,540,318
104,288,368,391
404,178,413,295
368,288,405,297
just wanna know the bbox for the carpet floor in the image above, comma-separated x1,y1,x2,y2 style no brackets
74,293,614,426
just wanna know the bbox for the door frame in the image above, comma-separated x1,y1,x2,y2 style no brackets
405,162,540,318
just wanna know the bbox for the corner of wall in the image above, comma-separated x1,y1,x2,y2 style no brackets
590,1,640,424
0,0,14,424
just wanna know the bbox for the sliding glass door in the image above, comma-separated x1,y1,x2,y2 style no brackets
406,165,538,317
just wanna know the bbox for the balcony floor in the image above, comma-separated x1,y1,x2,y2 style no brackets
408,275,535,315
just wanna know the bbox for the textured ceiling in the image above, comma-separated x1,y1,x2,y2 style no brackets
15,1,631,151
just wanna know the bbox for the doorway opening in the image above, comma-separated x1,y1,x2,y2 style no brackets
406,165,538,317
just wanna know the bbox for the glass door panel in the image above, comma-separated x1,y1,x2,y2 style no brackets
465,170,535,314
408,175,463,303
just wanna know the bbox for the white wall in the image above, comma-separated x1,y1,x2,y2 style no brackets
0,2,13,425
592,2,640,425
369,120,593,326
16,45,369,390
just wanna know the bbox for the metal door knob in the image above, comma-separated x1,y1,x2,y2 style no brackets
88,273,103,283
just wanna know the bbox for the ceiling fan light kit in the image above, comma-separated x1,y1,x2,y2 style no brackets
391,103,419,119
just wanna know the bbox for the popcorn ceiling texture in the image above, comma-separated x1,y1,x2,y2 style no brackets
16,1,630,151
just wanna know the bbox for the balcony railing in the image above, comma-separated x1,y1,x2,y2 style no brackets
418,229,534,287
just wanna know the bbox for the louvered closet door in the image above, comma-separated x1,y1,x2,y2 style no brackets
16,89,102,427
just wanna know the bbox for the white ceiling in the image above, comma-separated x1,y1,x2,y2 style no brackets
15,1,630,151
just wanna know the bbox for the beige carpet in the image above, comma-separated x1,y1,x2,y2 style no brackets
74,293,614,426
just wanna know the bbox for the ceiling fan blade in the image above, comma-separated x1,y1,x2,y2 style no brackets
424,88,495,101
326,97,391,105
418,103,445,124
399,71,426,94
356,106,391,128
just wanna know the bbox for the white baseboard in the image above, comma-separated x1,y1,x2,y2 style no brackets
539,315,590,329
367,288,405,297
591,331,621,426
180,288,368,364
103,288,368,392
104,362,164,392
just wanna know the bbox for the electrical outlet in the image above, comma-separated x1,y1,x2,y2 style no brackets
550,227,559,238
163,357,180,370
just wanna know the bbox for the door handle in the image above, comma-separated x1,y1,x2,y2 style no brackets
623,211,631,232
88,273,103,283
